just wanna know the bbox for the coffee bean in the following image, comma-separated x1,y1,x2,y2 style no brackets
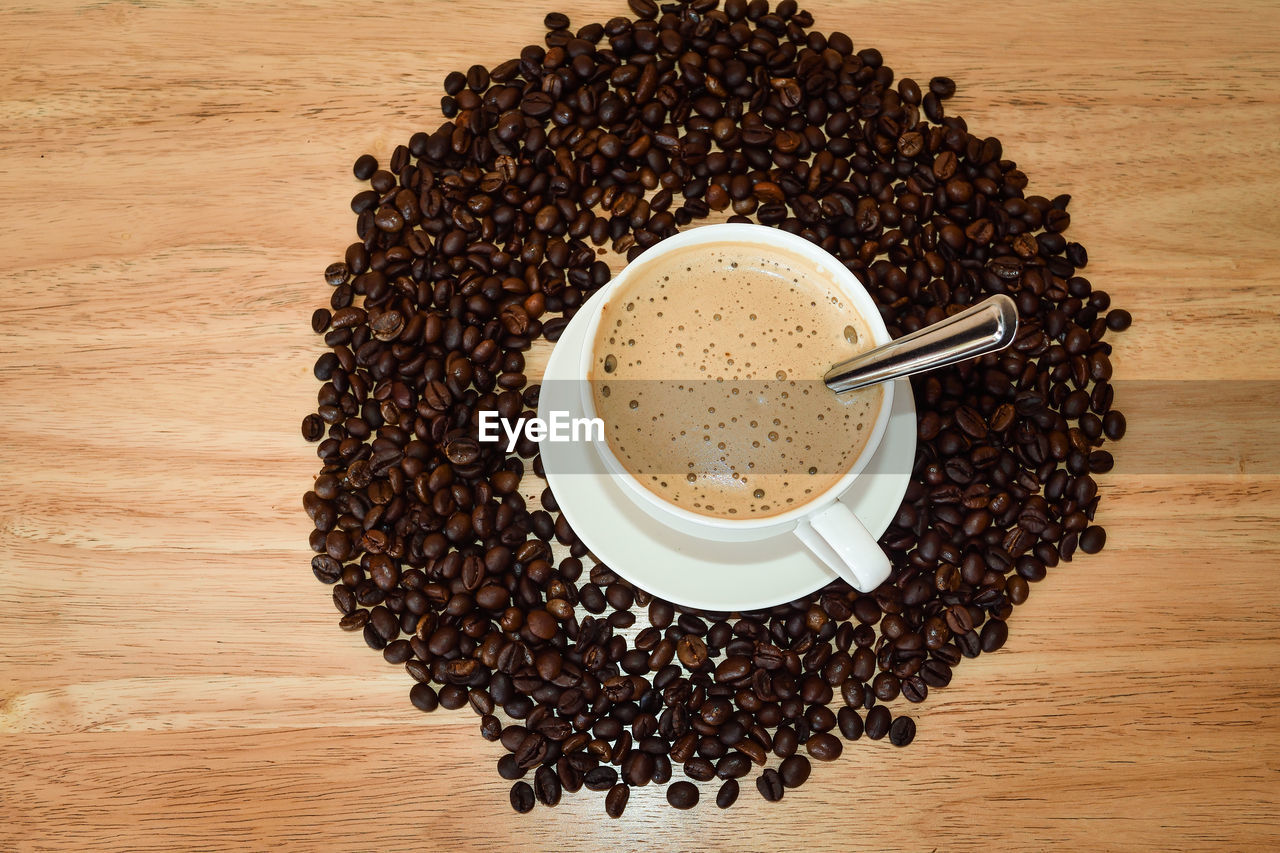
1106,308,1132,331
605,783,629,818
628,0,658,20
778,755,811,788
301,414,324,442
409,682,438,713
557,757,584,794
873,672,901,702
369,310,404,341
889,716,917,747
498,754,525,780
526,609,558,640
534,764,562,806
684,757,715,782
1089,450,1115,474
352,154,377,180
756,768,784,802
980,619,1009,652
466,64,489,93
310,308,331,334
677,635,708,668
510,781,534,813
605,583,634,611
1080,525,1107,553
716,778,739,809
901,676,928,704
715,752,751,780
806,732,843,761
584,766,618,791
865,706,892,740
929,76,957,98
622,750,655,786
322,262,348,286
956,629,981,658
837,707,863,741
666,780,699,809
1103,411,1127,440
715,655,751,683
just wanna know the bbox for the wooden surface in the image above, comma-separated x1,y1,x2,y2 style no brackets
2,1,1279,850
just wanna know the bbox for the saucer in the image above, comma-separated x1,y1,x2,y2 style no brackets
537,305,917,612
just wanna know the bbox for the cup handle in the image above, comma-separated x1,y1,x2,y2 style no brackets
793,502,890,592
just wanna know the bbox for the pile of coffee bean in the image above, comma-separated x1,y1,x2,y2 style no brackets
302,0,1128,815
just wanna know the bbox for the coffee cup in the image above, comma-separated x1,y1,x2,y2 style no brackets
572,223,895,593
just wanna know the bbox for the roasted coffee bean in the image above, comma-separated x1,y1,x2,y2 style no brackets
956,629,982,658
678,613,708,635
929,75,957,98
301,414,324,442
778,755,811,788
605,783,629,818
865,706,892,740
901,676,928,704
873,672,901,702
837,706,863,741
622,750,655,786
736,739,767,766
805,732,843,762
1103,411,1127,440
1106,308,1132,331
1080,525,1107,553
584,766,618,791
526,609,558,640
756,768,784,802
889,715,917,747
534,764,562,806
666,780,699,809
677,635,708,669
649,600,674,629
628,0,658,19
715,752,751,780
557,757,583,794
498,754,525,780
352,154,378,180
684,757,716,782
510,781,534,813
716,778,739,809
310,308,331,334
980,619,1009,652
409,682,438,713
605,583,634,611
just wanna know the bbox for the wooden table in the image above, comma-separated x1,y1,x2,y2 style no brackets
3,1,1278,849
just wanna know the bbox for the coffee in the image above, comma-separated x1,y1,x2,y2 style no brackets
590,241,882,519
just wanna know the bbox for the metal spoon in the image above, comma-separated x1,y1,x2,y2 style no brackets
825,294,1019,393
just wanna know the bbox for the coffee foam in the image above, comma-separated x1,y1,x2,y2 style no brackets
590,241,882,519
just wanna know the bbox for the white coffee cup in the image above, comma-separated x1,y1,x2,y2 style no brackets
573,223,895,593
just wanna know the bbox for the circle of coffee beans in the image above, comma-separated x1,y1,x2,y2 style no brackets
302,0,1128,816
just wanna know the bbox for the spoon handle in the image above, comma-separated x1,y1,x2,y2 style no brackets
825,294,1019,393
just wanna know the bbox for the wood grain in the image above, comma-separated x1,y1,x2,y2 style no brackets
2,1,1279,850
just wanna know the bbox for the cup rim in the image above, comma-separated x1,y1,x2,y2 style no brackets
578,222,896,531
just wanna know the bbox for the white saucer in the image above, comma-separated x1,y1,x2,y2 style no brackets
537,306,917,612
